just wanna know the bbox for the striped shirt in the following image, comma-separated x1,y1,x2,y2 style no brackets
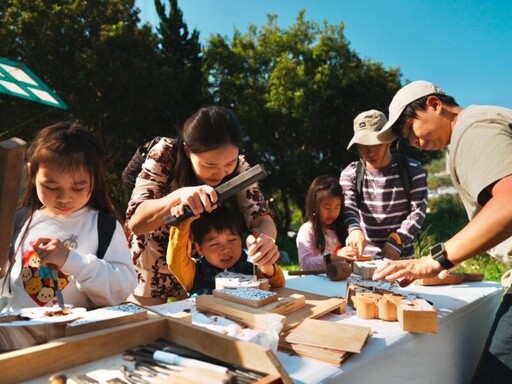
339,155,428,257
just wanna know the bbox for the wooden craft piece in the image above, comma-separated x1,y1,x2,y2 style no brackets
272,287,346,330
397,299,438,334
352,296,378,319
284,318,371,354
215,271,269,290
260,293,306,315
168,311,193,323
0,316,292,384
378,297,398,321
0,304,148,351
415,272,484,286
212,287,278,308
195,295,286,331
278,339,352,366
352,261,378,279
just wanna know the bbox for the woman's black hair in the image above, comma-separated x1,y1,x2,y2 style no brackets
172,106,244,189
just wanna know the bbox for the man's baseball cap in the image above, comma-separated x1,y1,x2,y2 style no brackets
347,109,395,150
377,80,445,141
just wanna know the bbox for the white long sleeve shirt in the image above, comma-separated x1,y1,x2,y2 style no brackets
3,206,137,311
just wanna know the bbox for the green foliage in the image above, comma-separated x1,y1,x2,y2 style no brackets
428,174,453,190
0,0,204,215
203,10,404,232
458,254,509,283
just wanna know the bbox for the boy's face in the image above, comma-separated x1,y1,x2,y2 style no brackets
196,229,243,269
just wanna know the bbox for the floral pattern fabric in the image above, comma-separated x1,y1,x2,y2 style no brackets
126,137,271,299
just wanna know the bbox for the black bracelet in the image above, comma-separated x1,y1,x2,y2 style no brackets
323,253,332,265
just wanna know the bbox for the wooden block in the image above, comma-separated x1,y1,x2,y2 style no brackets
352,296,378,319
398,299,438,334
260,294,306,315
169,311,193,322
345,283,373,308
278,339,351,366
212,287,278,308
416,272,484,286
415,274,464,286
284,318,371,354
272,287,346,330
378,297,398,321
352,261,378,279
195,295,286,331
0,137,27,278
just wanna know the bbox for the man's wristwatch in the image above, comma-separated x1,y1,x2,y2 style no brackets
430,243,454,269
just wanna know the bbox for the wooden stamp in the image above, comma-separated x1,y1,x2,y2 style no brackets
212,287,278,308
397,299,438,334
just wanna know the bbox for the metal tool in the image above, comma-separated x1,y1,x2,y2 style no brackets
48,264,65,309
164,164,268,226
249,228,261,282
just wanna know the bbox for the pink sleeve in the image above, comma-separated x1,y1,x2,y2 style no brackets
296,222,326,271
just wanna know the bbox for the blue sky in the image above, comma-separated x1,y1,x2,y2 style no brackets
136,0,512,109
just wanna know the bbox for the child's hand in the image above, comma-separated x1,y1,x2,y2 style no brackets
246,233,280,271
32,238,70,269
171,186,218,217
345,229,366,255
334,245,360,263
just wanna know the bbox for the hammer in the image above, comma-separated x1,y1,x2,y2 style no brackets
288,261,352,281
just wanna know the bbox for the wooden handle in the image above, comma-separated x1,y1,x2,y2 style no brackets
287,269,326,276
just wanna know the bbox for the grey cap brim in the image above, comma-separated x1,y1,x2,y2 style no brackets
347,129,395,150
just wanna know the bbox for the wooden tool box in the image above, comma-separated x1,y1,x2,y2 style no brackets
0,316,291,384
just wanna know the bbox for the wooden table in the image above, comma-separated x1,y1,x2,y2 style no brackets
278,274,503,384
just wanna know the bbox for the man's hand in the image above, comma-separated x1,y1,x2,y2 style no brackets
372,256,443,287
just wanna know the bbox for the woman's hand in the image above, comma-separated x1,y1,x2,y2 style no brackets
32,238,70,269
170,185,218,217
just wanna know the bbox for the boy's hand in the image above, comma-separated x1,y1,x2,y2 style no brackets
246,233,279,268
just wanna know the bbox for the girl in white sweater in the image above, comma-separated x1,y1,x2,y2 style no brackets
2,122,137,311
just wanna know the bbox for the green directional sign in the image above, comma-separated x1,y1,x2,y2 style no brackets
0,58,68,109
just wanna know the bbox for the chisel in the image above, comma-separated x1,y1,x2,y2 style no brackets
164,164,268,226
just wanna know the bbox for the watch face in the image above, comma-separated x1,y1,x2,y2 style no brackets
431,243,444,256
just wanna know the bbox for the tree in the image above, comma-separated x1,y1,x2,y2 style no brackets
204,11,421,232
0,0,204,213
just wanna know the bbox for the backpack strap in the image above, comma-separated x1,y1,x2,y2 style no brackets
10,207,31,258
396,153,412,204
355,160,365,209
97,211,117,259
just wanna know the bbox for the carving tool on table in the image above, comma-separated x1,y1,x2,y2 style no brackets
164,164,268,226
48,263,66,309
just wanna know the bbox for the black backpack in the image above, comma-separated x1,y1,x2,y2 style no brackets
355,153,412,209
10,207,116,260
122,136,162,192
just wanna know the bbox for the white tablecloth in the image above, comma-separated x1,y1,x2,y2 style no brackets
278,274,503,384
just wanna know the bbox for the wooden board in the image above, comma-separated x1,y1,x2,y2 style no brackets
0,137,27,278
278,339,352,366
415,272,484,286
272,287,346,330
0,303,148,351
284,318,371,354
195,295,287,331
0,316,291,384
213,287,278,307
260,294,306,315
